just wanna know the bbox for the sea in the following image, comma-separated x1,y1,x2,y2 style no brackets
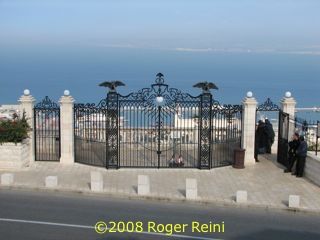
0,45,319,121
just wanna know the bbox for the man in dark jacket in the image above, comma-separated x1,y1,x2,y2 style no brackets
284,133,300,173
295,136,308,177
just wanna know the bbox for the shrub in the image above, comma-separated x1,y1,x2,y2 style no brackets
0,112,30,144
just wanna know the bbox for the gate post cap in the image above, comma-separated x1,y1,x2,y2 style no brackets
23,89,30,96
64,90,70,96
285,91,292,98
246,91,253,98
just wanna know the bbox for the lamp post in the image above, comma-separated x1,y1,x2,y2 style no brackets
155,95,164,168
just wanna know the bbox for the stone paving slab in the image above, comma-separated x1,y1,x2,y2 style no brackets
1,155,320,213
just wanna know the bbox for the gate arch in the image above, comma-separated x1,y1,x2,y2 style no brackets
256,98,289,165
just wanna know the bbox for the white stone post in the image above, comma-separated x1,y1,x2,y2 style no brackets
138,175,150,195
186,178,197,200
91,171,103,192
241,92,258,166
1,173,14,185
45,176,58,188
18,89,35,164
236,190,248,203
59,90,75,165
280,92,296,136
288,195,300,208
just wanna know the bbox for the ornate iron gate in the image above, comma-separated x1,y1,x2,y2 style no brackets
34,96,60,161
74,73,242,169
277,111,289,166
117,74,202,168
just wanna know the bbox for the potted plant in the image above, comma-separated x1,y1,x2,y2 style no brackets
0,112,31,169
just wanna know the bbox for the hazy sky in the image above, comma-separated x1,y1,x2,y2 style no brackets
1,0,320,53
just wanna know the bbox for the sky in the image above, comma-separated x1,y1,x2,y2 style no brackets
0,0,319,118
1,0,320,53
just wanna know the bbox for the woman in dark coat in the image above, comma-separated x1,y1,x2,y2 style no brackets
255,120,268,162
256,120,268,154
264,119,275,153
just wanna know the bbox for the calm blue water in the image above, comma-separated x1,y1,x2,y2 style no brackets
1,45,319,120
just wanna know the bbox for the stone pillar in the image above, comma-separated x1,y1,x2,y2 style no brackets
18,89,35,164
59,90,75,165
241,92,258,166
280,92,296,136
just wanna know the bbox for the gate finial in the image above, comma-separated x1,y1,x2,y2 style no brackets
193,81,218,93
99,80,125,92
155,73,164,84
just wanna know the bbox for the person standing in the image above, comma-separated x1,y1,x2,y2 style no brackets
295,136,308,177
284,133,300,173
265,119,275,154
254,123,260,162
177,154,184,167
255,120,268,154
169,154,175,167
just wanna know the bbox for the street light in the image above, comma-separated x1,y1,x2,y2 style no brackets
155,95,164,168
155,95,164,105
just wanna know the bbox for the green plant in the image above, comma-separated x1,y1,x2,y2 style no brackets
0,112,30,144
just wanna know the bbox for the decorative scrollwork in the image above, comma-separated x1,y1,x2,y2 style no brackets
74,99,108,109
257,98,280,111
119,73,198,108
211,100,242,119
34,96,59,109
220,104,242,114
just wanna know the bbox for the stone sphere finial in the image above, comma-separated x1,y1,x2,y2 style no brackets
246,91,253,98
64,90,70,96
23,89,30,96
285,91,292,98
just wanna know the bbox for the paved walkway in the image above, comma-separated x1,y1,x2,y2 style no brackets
1,155,320,213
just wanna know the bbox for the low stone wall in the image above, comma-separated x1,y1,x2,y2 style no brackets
305,153,320,187
0,140,30,169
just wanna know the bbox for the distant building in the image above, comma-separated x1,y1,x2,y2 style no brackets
0,104,19,120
